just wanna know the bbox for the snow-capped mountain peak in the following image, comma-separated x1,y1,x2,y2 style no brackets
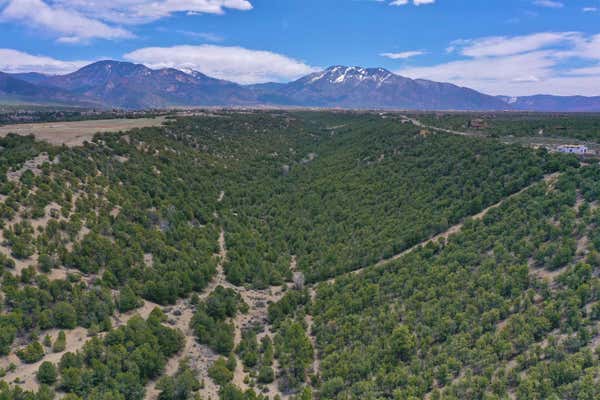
304,66,395,86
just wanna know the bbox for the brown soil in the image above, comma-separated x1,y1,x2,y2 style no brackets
0,117,166,147
6,153,59,182
144,228,292,400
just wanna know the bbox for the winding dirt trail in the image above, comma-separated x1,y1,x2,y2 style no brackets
304,314,320,379
208,177,560,398
144,228,291,400
1,168,562,400
4,133,561,398
400,115,482,137
144,230,229,400
144,304,196,400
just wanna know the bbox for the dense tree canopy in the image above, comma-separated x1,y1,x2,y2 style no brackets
0,110,595,399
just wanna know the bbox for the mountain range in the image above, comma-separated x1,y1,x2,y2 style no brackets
1,61,600,112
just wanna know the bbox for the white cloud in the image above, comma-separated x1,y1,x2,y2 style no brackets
457,32,577,57
175,30,224,42
380,50,425,59
0,0,133,42
396,32,600,96
124,44,319,84
399,51,556,86
389,0,435,6
51,0,252,24
0,48,90,74
0,0,252,42
583,7,598,12
533,0,564,8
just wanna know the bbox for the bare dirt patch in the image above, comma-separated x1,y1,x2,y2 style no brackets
0,327,88,392
304,314,320,379
7,153,59,182
145,230,229,400
144,302,203,400
146,228,291,400
0,117,166,147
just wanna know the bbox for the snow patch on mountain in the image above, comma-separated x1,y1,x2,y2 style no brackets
305,66,396,86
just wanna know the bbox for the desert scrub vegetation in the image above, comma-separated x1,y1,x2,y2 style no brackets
0,110,587,399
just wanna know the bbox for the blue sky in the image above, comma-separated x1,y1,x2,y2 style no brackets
0,0,600,95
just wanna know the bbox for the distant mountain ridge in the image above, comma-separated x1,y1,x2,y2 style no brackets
252,66,509,110
497,95,600,112
1,61,600,111
0,72,99,107
40,60,255,109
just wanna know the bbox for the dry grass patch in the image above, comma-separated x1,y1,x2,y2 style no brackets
0,117,166,147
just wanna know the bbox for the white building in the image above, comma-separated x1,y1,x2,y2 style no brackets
557,145,588,155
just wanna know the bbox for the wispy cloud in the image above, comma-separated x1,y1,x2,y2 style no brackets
380,51,425,59
389,0,435,6
533,0,564,8
175,30,224,42
396,32,600,96
454,32,578,57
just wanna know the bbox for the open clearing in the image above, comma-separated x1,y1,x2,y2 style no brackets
0,117,166,146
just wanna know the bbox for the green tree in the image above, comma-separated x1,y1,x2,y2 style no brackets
117,285,143,313
157,359,201,400
0,325,16,355
53,331,66,353
37,361,58,385
208,357,233,386
53,302,77,329
16,341,45,363
274,321,313,392
389,325,416,362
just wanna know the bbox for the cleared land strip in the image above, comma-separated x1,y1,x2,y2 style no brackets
0,117,166,147
326,172,561,285
400,115,482,137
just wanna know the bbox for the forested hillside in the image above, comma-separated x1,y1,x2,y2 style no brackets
310,167,600,399
0,110,592,400
412,113,600,142
168,112,571,285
